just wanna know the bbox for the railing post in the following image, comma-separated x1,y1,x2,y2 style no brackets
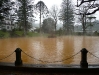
15,48,23,66
80,48,88,68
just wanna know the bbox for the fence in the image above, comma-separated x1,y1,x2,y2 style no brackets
0,48,99,68
1,48,99,74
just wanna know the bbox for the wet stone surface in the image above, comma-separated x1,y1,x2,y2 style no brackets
0,62,99,75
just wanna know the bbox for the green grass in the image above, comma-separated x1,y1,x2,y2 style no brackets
14,31,24,37
0,31,10,38
27,32,42,37
0,30,50,38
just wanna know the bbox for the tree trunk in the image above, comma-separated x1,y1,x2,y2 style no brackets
39,2,42,34
23,0,27,36
82,14,86,35
66,0,69,34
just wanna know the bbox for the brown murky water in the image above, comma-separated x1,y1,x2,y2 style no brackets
0,36,99,64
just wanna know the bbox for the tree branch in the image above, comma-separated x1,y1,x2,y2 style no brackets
86,7,99,15
77,0,96,7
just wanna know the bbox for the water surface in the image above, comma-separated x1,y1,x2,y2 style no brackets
0,36,99,64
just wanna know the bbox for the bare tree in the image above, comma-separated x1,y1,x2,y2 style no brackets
76,0,99,15
50,5,59,32
77,0,96,7
76,6,87,34
76,0,98,35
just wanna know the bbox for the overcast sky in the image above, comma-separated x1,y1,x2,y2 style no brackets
34,0,76,9
34,0,99,22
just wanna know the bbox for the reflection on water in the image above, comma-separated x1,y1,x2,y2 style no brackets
0,36,99,64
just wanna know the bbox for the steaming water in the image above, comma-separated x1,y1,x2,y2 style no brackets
0,36,99,64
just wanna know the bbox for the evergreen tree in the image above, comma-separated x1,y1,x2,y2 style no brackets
60,0,74,34
17,0,35,35
36,1,48,33
50,5,59,33
0,0,13,20
42,18,55,33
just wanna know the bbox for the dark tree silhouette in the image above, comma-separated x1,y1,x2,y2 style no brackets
77,0,96,7
17,0,35,35
77,0,99,15
36,1,48,33
60,0,74,34
0,0,13,20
